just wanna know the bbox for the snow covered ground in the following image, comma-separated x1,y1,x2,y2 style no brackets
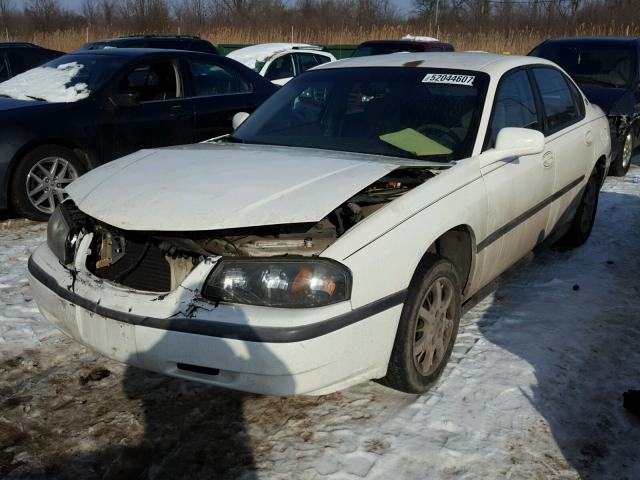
2,163,640,479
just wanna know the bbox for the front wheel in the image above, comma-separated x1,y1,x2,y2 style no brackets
382,255,461,394
10,145,85,221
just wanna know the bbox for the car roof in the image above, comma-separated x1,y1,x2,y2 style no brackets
94,35,204,43
315,52,556,76
358,39,450,46
0,42,41,48
68,48,210,58
540,36,640,46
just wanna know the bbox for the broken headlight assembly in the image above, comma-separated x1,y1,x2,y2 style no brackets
202,258,351,308
47,203,89,266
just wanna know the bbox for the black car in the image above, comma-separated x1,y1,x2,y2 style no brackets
352,39,455,57
0,42,63,82
0,49,277,220
530,37,640,176
77,35,219,55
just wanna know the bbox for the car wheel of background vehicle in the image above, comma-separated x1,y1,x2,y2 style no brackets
558,171,599,248
10,145,85,221
382,254,462,394
610,130,633,176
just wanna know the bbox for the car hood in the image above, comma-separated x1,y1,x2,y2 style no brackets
67,143,447,232
577,84,628,114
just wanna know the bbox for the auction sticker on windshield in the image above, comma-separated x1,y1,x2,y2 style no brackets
422,73,475,86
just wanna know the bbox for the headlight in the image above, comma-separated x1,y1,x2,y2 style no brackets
202,258,352,308
47,203,87,265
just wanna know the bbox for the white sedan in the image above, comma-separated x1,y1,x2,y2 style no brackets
29,53,610,396
226,43,335,85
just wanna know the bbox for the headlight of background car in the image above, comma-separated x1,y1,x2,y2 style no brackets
47,203,87,266
203,258,351,308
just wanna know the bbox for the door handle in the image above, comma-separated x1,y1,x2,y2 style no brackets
169,105,187,119
543,151,554,168
585,130,594,146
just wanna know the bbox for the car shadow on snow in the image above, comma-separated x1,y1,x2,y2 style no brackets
10,315,293,480
102,317,294,480
475,189,640,478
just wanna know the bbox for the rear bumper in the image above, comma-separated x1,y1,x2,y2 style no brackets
28,243,403,395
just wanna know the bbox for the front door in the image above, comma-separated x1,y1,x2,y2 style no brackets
100,58,194,161
479,68,555,281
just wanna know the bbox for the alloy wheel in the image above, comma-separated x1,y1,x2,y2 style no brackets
412,276,456,376
26,156,79,214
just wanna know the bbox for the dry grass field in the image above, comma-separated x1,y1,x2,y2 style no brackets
28,22,640,55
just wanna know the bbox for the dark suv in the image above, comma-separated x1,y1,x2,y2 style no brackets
352,39,454,57
77,35,219,55
0,42,63,82
530,37,640,175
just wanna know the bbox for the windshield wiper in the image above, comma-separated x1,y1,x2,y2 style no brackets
225,134,245,144
25,95,47,101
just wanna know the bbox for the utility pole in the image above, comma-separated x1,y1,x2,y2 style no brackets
434,0,440,38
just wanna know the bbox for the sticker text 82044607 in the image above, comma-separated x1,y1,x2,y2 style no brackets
422,73,475,86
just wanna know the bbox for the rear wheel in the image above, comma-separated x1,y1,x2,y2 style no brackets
610,130,633,176
558,171,599,248
10,145,85,221
382,255,461,394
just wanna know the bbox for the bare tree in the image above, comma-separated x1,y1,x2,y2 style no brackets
25,0,64,32
0,0,13,35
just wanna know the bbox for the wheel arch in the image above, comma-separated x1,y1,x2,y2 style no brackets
6,137,94,198
422,224,477,296
594,154,607,188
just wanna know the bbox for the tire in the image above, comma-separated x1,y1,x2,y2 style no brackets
382,254,462,394
558,171,599,248
609,129,633,176
10,145,86,221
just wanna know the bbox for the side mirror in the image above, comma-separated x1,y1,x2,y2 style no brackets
232,111,250,130
109,92,140,108
495,127,545,157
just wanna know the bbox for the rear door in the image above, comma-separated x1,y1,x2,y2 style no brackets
182,55,258,141
530,66,591,232
99,55,194,160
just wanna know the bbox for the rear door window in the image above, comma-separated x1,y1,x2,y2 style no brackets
264,54,295,80
187,58,252,96
532,67,582,134
295,53,319,74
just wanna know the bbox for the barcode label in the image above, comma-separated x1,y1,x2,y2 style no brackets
422,73,475,86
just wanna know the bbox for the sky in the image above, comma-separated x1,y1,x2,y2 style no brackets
58,0,415,16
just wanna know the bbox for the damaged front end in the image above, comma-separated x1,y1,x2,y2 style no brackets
51,166,437,305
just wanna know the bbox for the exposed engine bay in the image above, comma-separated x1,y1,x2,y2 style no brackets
85,167,436,292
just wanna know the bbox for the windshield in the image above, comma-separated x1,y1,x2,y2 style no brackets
0,54,124,102
531,43,637,89
232,67,489,161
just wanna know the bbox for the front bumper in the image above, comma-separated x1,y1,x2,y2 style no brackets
28,241,404,395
